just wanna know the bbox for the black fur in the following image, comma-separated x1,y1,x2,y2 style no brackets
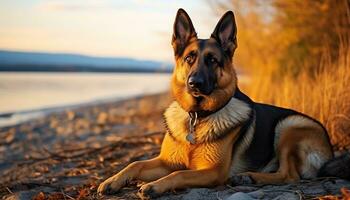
233,88,298,170
186,40,217,95
233,88,348,178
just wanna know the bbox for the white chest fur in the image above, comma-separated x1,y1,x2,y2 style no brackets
164,97,252,144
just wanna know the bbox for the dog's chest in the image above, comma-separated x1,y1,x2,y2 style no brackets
161,133,237,170
187,142,227,169
162,98,252,170
164,98,252,143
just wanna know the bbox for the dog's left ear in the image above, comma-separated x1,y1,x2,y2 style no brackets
211,11,237,58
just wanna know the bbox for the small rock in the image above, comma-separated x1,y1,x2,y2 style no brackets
5,131,15,143
225,192,256,200
75,118,90,130
66,111,75,120
49,118,59,128
97,112,108,125
248,190,265,199
272,192,299,200
231,185,258,192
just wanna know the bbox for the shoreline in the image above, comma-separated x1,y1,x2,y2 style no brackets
0,91,168,128
1,92,349,200
0,72,172,119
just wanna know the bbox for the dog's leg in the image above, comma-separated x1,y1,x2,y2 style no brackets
97,157,172,195
232,125,332,185
236,155,300,184
138,168,222,198
231,148,300,185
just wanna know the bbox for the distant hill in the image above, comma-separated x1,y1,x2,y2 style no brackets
0,50,173,73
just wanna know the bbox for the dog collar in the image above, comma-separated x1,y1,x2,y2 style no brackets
189,88,248,119
189,96,233,119
185,95,233,144
186,112,198,144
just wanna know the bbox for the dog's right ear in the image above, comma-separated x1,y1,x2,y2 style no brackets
172,8,197,56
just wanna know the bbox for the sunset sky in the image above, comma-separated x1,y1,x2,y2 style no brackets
0,0,226,62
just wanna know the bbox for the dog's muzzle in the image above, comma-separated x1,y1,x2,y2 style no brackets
187,75,213,96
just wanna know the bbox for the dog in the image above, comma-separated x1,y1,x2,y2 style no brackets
98,8,349,199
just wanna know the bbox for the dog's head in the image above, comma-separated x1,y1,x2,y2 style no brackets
171,8,238,113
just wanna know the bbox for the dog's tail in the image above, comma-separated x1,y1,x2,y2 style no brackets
317,152,350,180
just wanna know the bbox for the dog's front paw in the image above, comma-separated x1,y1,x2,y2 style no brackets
97,176,126,195
137,183,163,200
229,174,255,186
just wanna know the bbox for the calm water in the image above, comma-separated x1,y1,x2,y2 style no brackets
0,72,171,126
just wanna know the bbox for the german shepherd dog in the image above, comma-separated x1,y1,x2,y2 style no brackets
98,9,349,198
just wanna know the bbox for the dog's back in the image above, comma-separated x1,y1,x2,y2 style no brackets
229,89,334,180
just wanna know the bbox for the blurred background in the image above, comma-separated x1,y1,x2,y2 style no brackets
0,0,215,125
1,1,350,199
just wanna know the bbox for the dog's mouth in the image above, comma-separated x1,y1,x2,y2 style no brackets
191,91,203,97
187,87,213,98
188,89,207,100
187,89,206,105
186,85,215,109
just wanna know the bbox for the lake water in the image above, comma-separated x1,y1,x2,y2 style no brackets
0,72,171,127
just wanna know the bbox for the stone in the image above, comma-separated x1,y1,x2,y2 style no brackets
225,192,256,200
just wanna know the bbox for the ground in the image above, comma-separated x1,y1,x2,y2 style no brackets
0,93,349,200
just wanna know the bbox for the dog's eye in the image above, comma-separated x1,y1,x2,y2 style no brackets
185,55,192,63
210,57,218,64
184,52,196,64
208,55,219,66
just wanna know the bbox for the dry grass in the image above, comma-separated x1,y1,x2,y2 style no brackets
240,44,350,151
218,0,350,152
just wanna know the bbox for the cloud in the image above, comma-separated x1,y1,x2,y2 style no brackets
35,0,188,13
36,0,123,12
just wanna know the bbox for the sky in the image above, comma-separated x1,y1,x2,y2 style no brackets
0,0,229,62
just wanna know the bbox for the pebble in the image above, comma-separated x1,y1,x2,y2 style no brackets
225,192,256,200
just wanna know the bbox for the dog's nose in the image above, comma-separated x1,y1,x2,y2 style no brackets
188,76,204,89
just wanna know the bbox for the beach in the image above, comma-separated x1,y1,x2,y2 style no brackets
1,91,350,200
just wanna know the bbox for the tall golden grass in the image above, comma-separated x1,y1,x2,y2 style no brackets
213,0,350,151
240,43,350,151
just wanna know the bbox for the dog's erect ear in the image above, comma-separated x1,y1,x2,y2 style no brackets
172,8,197,56
211,11,237,58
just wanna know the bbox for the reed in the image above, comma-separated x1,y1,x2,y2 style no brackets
240,43,350,151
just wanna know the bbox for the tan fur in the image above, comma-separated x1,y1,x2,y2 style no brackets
230,116,256,175
135,101,245,194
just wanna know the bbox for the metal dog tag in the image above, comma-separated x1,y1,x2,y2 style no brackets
186,112,197,144
186,133,196,145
